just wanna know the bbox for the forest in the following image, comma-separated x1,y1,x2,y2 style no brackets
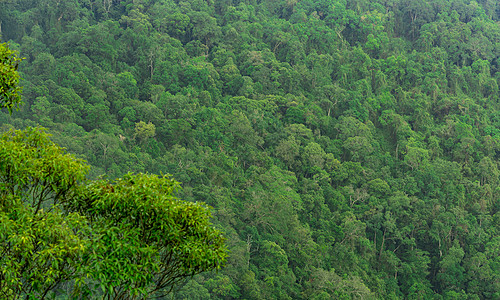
0,0,499,299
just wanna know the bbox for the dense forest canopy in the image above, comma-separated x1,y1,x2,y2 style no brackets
0,0,499,299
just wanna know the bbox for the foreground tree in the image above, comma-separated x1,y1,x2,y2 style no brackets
0,126,227,299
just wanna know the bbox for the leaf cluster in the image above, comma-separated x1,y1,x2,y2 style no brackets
0,127,227,299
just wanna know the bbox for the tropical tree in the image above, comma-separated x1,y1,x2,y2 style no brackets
0,127,227,299
0,41,226,299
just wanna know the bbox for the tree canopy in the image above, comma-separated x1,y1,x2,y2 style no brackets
0,125,227,299
1,0,499,298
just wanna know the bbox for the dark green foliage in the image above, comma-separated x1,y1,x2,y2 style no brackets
1,0,499,298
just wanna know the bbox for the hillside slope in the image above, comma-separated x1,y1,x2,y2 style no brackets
1,0,499,298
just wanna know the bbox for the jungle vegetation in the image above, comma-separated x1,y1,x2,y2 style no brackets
0,0,499,299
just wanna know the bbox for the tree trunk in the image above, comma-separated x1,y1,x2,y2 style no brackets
379,228,387,259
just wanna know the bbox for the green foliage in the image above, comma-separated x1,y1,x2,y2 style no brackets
1,0,499,298
0,127,226,299
0,127,89,298
135,120,156,143
0,43,23,113
73,172,227,298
